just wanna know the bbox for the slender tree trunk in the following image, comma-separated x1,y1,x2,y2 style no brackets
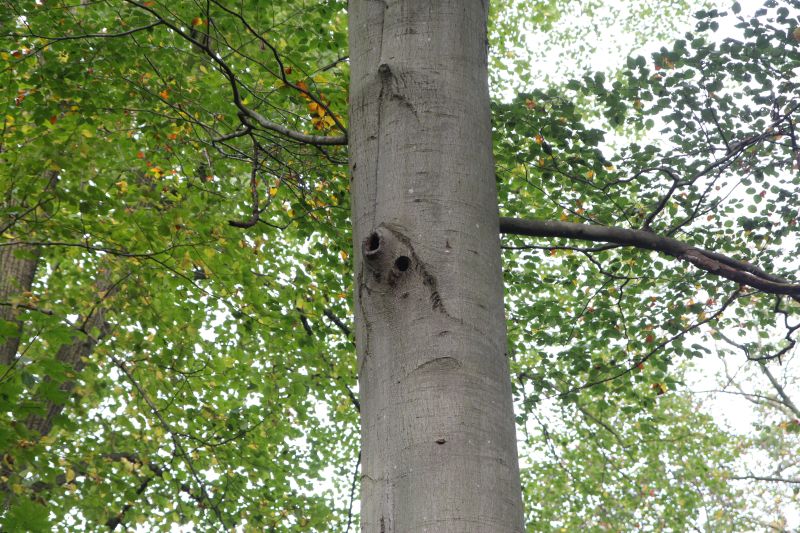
25,281,111,436
349,1,524,531
1,169,112,436
1,168,57,365
0,245,40,366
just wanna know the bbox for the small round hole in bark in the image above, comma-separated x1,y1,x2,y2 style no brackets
364,232,381,256
394,256,411,271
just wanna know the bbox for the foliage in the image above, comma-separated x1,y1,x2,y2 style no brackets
489,0,708,90
697,338,800,530
495,1,800,528
520,384,750,531
0,0,798,531
2,1,355,530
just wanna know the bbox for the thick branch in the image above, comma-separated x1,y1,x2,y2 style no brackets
730,474,800,484
239,107,347,146
499,217,800,299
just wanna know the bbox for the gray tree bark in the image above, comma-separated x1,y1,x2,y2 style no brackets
0,245,40,366
0,168,57,366
349,1,525,531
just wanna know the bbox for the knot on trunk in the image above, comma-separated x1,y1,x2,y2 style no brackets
363,228,412,286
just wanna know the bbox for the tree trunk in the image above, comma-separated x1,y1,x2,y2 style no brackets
25,279,111,437
349,1,524,531
0,245,40,366
1,168,57,366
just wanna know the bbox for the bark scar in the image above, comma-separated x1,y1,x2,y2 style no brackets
378,63,419,121
381,225,456,319
413,356,461,374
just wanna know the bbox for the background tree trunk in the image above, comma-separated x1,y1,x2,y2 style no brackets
0,168,58,365
0,246,40,366
349,1,525,531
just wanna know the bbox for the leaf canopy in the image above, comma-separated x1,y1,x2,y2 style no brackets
1,0,799,530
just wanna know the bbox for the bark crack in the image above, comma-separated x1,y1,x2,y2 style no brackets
368,0,388,227
356,266,372,376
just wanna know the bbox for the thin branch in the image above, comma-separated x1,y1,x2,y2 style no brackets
323,308,352,340
0,302,54,315
345,451,361,533
228,143,261,228
17,20,163,45
0,240,203,258
718,333,800,417
555,289,740,396
124,0,346,146
207,0,348,136
112,356,228,528
297,308,360,411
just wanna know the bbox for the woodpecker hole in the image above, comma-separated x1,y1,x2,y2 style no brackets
364,232,381,257
394,255,411,271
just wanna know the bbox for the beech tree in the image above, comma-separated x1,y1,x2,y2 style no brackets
1,0,799,531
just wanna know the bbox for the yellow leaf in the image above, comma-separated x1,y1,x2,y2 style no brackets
199,64,208,74
340,250,348,261
121,458,134,473
115,180,128,193
191,17,204,26
65,467,75,483
269,187,278,197
0,52,8,61
80,128,94,138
